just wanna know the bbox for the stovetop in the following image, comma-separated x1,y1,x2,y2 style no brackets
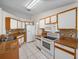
44,36,57,41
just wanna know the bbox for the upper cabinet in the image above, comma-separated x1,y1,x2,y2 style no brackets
5,17,10,32
45,17,50,24
51,15,57,24
39,19,45,28
11,19,17,29
18,21,22,28
22,22,25,28
58,8,77,29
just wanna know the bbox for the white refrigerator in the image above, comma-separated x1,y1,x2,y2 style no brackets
26,24,35,42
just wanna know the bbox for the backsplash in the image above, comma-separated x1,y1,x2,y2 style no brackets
47,32,60,39
60,29,77,39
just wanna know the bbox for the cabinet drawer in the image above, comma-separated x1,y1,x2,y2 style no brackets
55,43,74,53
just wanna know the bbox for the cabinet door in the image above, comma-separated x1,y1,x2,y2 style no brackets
45,17,50,24
39,19,45,28
22,22,25,28
51,15,57,23
55,48,74,59
18,21,22,28
11,19,17,29
58,9,76,29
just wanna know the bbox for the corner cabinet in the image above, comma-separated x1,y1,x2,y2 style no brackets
58,8,77,29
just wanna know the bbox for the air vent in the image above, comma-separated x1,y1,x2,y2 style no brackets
27,9,31,11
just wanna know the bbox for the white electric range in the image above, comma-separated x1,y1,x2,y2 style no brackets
41,36,57,59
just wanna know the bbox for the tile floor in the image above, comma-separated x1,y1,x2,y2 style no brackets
19,42,47,59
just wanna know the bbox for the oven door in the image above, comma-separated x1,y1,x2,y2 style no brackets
41,39,54,59
41,38,51,52
41,38,54,56
42,41,50,50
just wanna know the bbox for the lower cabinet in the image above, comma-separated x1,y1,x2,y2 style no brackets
0,40,19,59
17,35,24,47
35,38,41,49
55,48,74,59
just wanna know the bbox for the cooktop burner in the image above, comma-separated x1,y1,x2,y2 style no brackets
44,36,57,40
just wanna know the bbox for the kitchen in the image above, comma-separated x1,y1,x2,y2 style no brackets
0,0,78,59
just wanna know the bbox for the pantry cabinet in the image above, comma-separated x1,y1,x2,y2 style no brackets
39,19,45,28
58,8,77,29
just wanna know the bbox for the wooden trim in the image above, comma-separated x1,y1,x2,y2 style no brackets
57,7,77,14
74,49,76,59
40,14,57,20
58,28,76,30
76,8,78,31
57,14,58,30
55,45,75,56
11,18,33,23
39,7,77,20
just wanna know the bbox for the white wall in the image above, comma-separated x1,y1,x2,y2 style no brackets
0,8,3,34
34,3,77,23
2,10,16,34
0,8,22,34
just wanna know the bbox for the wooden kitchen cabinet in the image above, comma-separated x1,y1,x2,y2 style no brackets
58,8,77,29
39,19,45,28
0,40,19,59
5,17,11,32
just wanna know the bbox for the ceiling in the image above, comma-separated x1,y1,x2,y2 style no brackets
0,0,77,19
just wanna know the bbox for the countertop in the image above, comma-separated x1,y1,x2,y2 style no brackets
55,37,78,49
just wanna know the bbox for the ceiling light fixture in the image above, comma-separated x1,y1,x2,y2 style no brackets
25,0,40,9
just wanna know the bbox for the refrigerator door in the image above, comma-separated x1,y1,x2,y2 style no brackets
26,25,35,42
